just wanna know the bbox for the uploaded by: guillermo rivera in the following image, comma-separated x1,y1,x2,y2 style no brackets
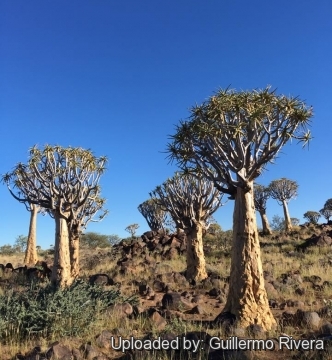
110,335,324,352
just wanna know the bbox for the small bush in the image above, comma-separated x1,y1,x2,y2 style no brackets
0,244,16,255
0,280,138,341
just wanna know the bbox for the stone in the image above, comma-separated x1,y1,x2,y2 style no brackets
149,310,167,330
152,280,165,292
321,322,332,335
109,302,133,318
80,344,102,360
95,330,116,349
187,305,206,315
46,342,72,360
166,247,178,260
208,288,221,297
89,274,113,286
296,310,321,329
162,292,181,310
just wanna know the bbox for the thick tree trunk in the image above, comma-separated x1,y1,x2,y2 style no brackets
69,227,80,279
218,182,276,330
282,200,292,232
259,210,272,235
185,223,208,282
52,212,73,288
24,204,38,265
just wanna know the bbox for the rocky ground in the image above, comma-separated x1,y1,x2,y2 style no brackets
1,224,332,359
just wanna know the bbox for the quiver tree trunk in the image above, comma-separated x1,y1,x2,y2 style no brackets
24,204,38,265
259,209,272,235
282,200,292,232
185,223,208,282
218,182,276,330
52,211,73,288
69,224,80,279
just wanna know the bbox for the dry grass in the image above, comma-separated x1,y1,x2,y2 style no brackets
1,225,332,359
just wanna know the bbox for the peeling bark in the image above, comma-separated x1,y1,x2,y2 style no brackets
24,204,38,265
185,224,208,282
221,182,276,330
282,200,292,232
52,211,73,288
259,210,272,235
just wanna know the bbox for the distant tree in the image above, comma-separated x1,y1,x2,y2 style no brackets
1,166,44,265
319,208,332,222
36,245,41,253
270,215,285,232
206,222,223,236
138,198,167,231
303,211,321,224
323,199,332,211
268,178,298,232
167,86,312,329
14,235,28,253
81,232,111,248
0,245,15,255
291,218,300,226
151,171,224,282
2,145,107,288
108,234,122,245
125,224,140,238
270,215,299,231
254,184,272,235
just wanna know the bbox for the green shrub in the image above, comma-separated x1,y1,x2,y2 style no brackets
0,280,138,341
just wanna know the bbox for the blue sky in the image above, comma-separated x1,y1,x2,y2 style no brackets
1,1,331,249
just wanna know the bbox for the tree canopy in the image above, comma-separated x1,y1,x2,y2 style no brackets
151,172,223,232
303,211,321,224
138,198,167,231
80,232,113,248
319,208,332,222
167,87,312,196
268,178,298,205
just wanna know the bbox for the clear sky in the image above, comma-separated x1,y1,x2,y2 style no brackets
1,1,331,249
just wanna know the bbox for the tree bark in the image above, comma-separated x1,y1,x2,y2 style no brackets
69,226,80,279
282,200,292,232
218,182,276,330
24,204,38,265
52,211,73,288
259,209,272,235
185,223,208,282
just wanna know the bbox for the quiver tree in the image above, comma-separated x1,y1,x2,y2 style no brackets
324,198,332,211
151,172,224,282
125,223,140,238
54,187,107,278
303,211,321,225
319,208,332,223
138,198,167,231
268,178,298,232
167,86,312,330
2,145,107,288
1,169,45,265
254,184,272,235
